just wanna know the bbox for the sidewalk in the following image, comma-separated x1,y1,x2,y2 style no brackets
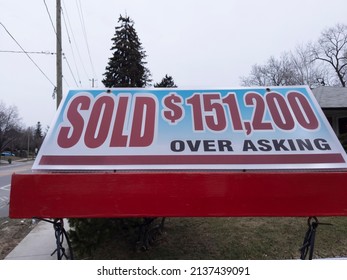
5,220,70,260
3,159,71,260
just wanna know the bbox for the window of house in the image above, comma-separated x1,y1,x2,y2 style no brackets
326,116,333,127
338,117,347,135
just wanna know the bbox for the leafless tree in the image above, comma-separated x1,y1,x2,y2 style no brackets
241,54,296,87
267,54,298,86
290,44,330,87
0,101,22,153
241,47,330,88
241,52,308,87
240,64,268,86
311,23,347,87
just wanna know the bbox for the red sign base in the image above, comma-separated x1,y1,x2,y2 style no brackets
9,171,347,218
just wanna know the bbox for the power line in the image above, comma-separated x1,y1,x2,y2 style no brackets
63,53,79,87
63,75,70,88
43,0,81,89
76,0,96,78
0,22,56,88
43,0,56,34
62,0,90,84
0,50,55,55
61,5,82,86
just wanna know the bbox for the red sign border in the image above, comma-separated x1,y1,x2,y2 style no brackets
37,153,346,167
10,171,347,218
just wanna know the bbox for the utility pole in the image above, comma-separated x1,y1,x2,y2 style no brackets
90,78,97,87
56,0,63,109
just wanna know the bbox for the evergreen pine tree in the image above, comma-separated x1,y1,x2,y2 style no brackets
34,121,43,153
34,121,43,139
154,74,177,88
69,15,157,256
102,15,151,87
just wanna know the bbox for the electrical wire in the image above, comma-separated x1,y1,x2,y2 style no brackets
63,53,79,87
62,0,90,84
43,0,81,88
76,0,96,79
63,75,70,88
0,50,55,55
0,22,56,88
61,6,82,86
43,0,56,34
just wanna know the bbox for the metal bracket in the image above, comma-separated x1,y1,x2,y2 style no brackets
34,218,74,260
136,217,166,251
300,216,332,260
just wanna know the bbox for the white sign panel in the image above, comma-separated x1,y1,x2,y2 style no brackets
33,86,347,170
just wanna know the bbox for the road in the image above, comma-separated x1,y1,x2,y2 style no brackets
0,160,34,217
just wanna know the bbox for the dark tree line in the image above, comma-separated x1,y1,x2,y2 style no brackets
0,101,44,159
0,101,21,155
154,74,177,88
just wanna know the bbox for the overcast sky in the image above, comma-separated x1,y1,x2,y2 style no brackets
1,0,347,128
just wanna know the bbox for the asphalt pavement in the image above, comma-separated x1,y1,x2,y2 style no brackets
1,159,71,260
0,159,33,217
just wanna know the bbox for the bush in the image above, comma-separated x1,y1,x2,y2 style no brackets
68,218,142,258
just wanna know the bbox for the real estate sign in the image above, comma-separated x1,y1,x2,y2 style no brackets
33,86,347,170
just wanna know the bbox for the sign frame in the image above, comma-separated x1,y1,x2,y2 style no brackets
10,86,347,218
33,86,347,171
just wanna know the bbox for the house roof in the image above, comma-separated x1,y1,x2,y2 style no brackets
311,86,347,108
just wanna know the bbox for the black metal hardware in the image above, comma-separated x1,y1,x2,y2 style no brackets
300,216,332,260
34,218,74,260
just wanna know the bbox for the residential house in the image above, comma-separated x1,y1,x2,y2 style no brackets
312,86,347,150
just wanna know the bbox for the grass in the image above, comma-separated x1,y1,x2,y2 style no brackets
0,156,26,165
71,217,347,260
0,156,13,164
